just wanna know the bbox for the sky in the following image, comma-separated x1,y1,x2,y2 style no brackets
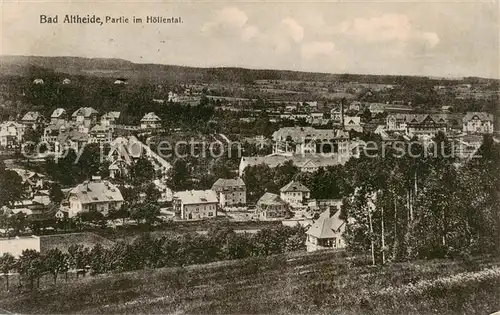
1,0,499,78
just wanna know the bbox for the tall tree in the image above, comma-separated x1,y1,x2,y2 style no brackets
43,248,68,284
0,253,16,290
49,182,64,204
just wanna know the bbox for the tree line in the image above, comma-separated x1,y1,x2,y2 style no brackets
0,224,306,291
342,133,500,263
241,133,500,262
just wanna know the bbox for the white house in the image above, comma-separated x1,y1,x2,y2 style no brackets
386,113,408,131
21,111,44,130
140,112,161,129
89,125,113,144
100,111,121,127
305,208,348,252
0,121,25,147
173,190,218,220
211,178,246,207
71,107,99,132
462,112,494,134
68,176,124,218
343,116,363,132
50,108,67,125
280,181,310,206
0,235,40,258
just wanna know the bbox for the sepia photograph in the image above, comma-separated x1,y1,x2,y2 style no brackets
0,0,499,314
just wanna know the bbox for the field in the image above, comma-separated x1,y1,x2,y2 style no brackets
1,250,499,314
39,232,116,253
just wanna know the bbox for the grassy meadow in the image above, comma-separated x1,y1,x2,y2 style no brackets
0,250,499,314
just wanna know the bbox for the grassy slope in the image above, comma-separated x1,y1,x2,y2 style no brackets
0,251,499,314
39,232,116,253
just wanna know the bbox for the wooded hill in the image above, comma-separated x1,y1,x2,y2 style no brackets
2,55,496,85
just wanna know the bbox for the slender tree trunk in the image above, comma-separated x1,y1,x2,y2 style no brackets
5,275,8,291
392,196,400,261
414,171,418,195
381,204,385,265
368,209,375,265
442,209,446,246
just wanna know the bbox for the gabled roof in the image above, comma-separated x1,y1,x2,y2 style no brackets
306,209,346,239
241,152,352,171
57,129,88,143
280,181,310,193
90,125,110,133
406,114,448,125
51,108,66,118
212,178,245,190
69,179,124,204
9,168,45,184
257,192,287,206
102,111,121,120
174,190,218,205
72,107,98,118
462,112,494,122
0,121,24,129
272,127,348,143
141,112,161,122
21,111,42,122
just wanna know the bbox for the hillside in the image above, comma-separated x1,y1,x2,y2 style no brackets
1,250,499,314
0,55,487,85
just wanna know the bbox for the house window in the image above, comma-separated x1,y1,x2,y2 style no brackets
188,214,192,219
208,212,213,217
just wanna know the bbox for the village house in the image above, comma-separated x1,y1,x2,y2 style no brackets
71,107,99,132
239,150,358,177
100,111,121,127
67,176,124,218
140,112,162,129
50,108,67,125
54,128,89,153
114,78,128,85
42,122,69,144
305,208,348,252
211,178,246,207
462,112,494,134
349,101,362,111
173,190,218,220
405,114,448,138
255,192,289,220
33,78,44,85
330,107,343,124
21,111,44,130
272,127,350,155
368,103,386,114
307,199,343,213
343,116,363,132
0,121,25,148
10,168,46,195
386,113,409,132
0,235,40,258
280,181,310,206
89,125,113,144
168,91,179,102
8,189,51,217
62,78,71,85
